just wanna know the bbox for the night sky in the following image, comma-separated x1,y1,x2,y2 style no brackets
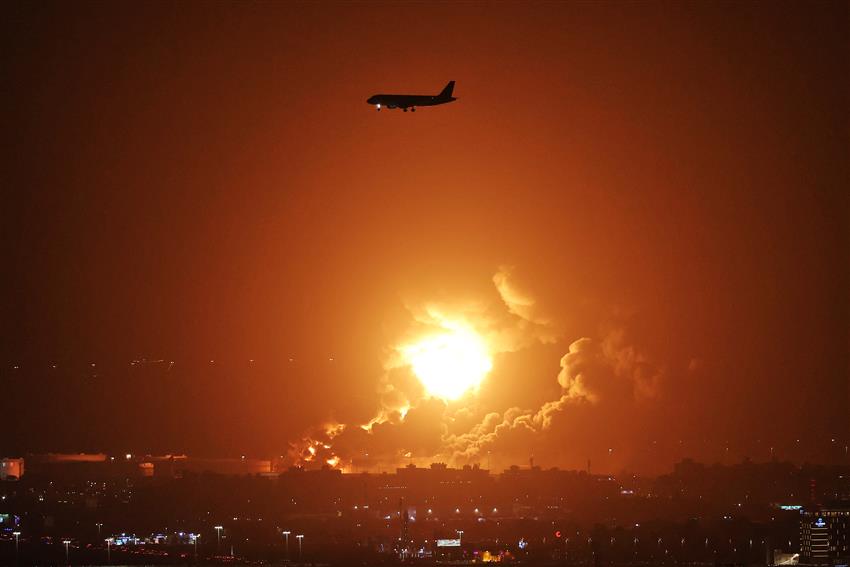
2,1,847,473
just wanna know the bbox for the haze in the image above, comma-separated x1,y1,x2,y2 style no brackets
2,1,847,474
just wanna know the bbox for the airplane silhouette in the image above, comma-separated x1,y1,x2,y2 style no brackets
366,81,456,112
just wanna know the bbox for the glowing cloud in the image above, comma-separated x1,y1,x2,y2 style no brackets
285,268,669,474
400,322,492,401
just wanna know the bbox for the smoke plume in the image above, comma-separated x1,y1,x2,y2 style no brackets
285,268,666,472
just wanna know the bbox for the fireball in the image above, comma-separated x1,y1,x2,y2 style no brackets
401,322,492,401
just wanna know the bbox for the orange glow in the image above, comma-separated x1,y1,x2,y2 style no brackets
400,320,492,401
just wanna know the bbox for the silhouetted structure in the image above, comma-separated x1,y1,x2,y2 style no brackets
800,506,850,563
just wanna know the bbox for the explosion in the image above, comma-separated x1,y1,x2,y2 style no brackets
400,321,492,401
285,267,666,473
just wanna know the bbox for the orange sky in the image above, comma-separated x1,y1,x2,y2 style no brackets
2,1,847,472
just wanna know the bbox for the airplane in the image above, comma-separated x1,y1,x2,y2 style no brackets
366,81,456,112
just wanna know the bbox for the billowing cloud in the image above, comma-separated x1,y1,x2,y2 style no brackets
557,327,664,403
493,266,540,322
557,337,603,401
285,268,668,473
493,265,559,344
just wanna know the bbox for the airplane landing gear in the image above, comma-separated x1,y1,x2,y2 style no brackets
403,108,408,112
411,107,416,112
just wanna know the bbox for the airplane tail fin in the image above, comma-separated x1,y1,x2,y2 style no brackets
438,81,455,99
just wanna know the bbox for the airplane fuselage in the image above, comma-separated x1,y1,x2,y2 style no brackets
366,94,455,110
366,81,457,112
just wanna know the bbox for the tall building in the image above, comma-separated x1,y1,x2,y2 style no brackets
800,506,849,563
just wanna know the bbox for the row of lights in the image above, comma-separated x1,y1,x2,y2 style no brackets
5,526,805,562
9,532,83,563
9,526,267,563
6,357,340,369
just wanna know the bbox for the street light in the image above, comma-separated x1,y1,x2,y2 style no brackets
296,534,304,561
95,523,103,537
191,534,200,560
214,526,223,550
105,538,113,564
282,530,291,560
63,540,71,565
12,531,20,563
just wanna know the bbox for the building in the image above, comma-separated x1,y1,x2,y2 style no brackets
800,506,849,563
0,457,24,480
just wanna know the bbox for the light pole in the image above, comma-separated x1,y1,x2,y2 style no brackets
282,530,290,561
12,531,20,563
214,526,223,551
296,534,304,562
105,538,113,564
96,523,103,537
63,540,71,565
192,534,200,560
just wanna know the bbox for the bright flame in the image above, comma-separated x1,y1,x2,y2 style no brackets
401,322,492,401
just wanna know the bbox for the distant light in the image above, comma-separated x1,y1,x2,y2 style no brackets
125,454,132,460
